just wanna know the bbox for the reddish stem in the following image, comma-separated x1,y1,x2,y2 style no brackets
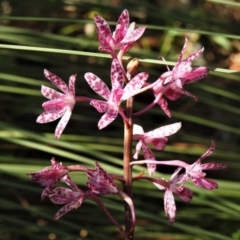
75,96,93,103
89,195,125,235
123,95,134,240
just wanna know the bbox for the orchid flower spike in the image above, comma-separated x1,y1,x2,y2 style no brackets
36,69,76,139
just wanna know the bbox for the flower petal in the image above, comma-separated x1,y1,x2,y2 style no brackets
94,14,113,51
98,107,118,129
42,98,66,112
121,26,146,44
54,197,84,220
121,72,149,100
114,9,129,43
201,162,228,170
133,141,142,159
36,108,66,123
157,97,171,118
41,86,64,99
148,138,168,150
110,88,124,104
55,107,73,139
44,69,69,94
90,100,109,113
49,187,77,204
142,143,156,175
192,178,218,190
164,87,182,101
164,189,176,224
178,89,198,101
176,37,188,64
184,47,204,64
84,72,111,100
147,122,182,138
68,74,76,96
111,59,124,89
174,185,193,202
196,141,215,164
133,124,144,136
27,168,68,187
173,61,192,82
184,67,209,84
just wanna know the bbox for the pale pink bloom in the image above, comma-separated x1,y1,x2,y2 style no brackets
183,141,227,189
131,141,227,190
136,38,209,118
37,69,76,139
133,122,181,175
133,122,182,158
153,168,193,224
154,38,208,117
85,59,148,129
159,37,208,89
94,9,146,54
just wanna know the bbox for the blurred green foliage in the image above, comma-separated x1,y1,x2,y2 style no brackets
0,0,240,239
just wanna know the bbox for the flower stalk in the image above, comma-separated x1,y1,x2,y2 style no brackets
122,58,139,239
123,94,134,239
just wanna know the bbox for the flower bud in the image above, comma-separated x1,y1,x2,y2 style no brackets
126,58,140,82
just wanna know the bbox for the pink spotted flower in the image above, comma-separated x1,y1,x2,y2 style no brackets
182,141,228,189
151,38,208,117
133,122,182,158
94,9,146,55
153,168,193,224
133,122,182,175
36,69,76,139
130,141,228,190
27,157,69,200
85,59,149,129
86,162,119,194
159,37,208,89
